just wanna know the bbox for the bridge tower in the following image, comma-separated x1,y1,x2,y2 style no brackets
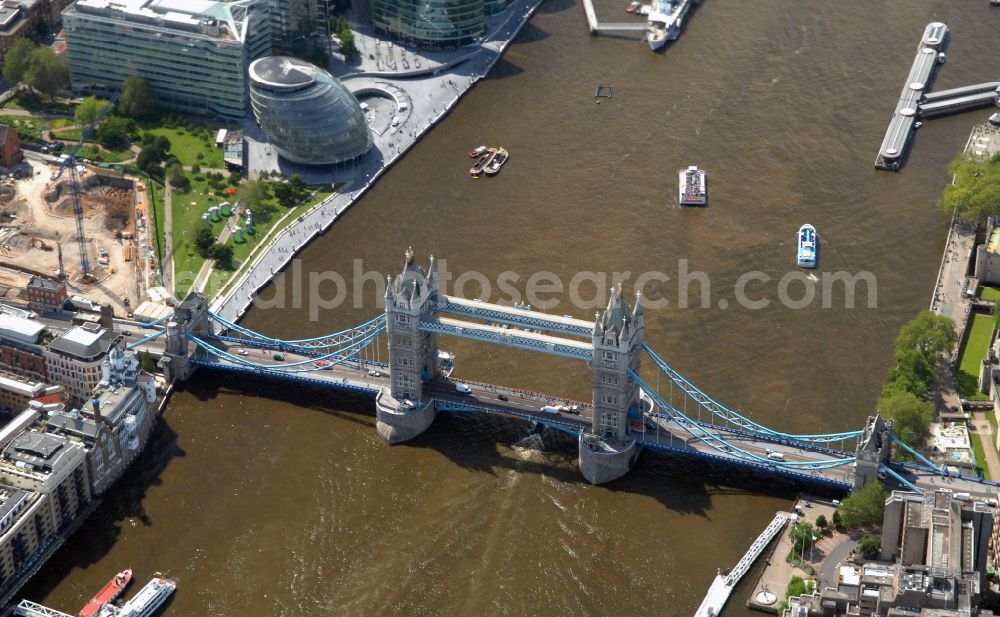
160,292,211,384
854,413,894,491
375,248,441,444
579,287,644,484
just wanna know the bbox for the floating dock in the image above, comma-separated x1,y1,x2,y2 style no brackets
918,84,1000,118
580,0,648,34
874,22,948,171
693,513,788,617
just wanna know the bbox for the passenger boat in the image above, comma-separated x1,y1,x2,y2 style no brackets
79,569,132,617
468,145,486,158
484,147,508,175
469,148,497,176
678,165,707,205
645,0,691,51
797,224,817,269
117,577,177,617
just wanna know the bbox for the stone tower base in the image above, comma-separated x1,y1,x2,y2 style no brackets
578,434,641,484
375,389,437,444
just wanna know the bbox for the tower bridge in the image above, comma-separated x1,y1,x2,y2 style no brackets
149,249,1000,496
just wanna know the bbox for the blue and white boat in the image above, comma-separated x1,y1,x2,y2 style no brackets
797,224,817,269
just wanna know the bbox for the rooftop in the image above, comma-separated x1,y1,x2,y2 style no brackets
249,56,317,90
26,276,63,292
48,323,117,361
3,430,75,473
0,313,45,343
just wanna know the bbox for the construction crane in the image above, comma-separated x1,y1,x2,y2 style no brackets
50,92,120,281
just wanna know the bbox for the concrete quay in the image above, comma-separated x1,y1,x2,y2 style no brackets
210,0,544,321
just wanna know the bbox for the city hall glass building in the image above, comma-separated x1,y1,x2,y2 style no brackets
370,0,489,48
249,56,373,165
62,0,271,122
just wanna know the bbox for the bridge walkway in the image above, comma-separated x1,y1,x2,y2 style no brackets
433,295,595,337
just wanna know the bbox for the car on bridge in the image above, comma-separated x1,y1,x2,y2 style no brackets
455,383,472,393
314,360,331,368
368,369,382,377
497,394,509,401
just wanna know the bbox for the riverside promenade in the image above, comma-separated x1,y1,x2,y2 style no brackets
209,0,543,321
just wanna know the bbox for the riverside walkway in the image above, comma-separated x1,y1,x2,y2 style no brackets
693,513,788,617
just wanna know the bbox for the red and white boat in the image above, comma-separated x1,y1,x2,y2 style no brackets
468,145,486,158
79,568,132,617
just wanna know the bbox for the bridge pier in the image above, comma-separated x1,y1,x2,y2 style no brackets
375,388,437,443
579,434,641,484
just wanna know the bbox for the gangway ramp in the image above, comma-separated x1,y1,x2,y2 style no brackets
919,89,1000,118
693,513,788,617
921,81,1000,102
13,601,74,617
580,0,647,34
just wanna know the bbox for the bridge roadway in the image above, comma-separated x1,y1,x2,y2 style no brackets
192,339,869,491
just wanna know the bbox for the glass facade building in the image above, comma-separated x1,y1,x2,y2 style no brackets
371,0,487,48
249,56,373,165
62,0,272,122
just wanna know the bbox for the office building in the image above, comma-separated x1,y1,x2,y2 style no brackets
62,0,272,121
43,323,118,406
370,0,486,48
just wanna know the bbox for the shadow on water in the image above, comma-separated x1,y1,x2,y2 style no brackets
536,0,574,14
20,418,184,601
187,372,830,518
514,21,551,44
484,56,525,80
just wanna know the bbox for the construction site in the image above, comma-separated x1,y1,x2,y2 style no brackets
0,156,154,314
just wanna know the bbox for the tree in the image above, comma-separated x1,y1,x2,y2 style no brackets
894,311,955,360
878,390,933,449
191,164,201,174
25,46,68,98
195,225,215,257
303,46,329,68
789,521,816,553
136,146,165,175
273,174,310,207
140,350,156,373
119,76,158,120
339,29,357,60
96,116,134,150
856,534,882,560
831,510,842,528
154,135,171,154
74,95,109,127
236,179,269,211
838,480,888,528
210,243,234,267
883,348,935,398
785,576,815,600
815,514,828,532
166,165,188,191
3,38,34,85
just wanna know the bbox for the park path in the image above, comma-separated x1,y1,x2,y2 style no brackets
971,412,1000,481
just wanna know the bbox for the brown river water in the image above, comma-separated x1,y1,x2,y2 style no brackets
23,1,1000,615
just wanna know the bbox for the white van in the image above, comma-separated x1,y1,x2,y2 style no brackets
455,383,471,393
767,452,785,461
541,405,560,415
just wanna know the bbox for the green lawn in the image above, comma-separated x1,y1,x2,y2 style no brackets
1,93,74,116
957,312,996,399
981,286,1000,304
0,115,55,142
206,188,335,299
52,126,84,141
170,175,234,297
142,125,222,168
77,144,133,163
970,430,992,480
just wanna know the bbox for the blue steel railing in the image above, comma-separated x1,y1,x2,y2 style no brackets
632,371,855,471
643,345,864,443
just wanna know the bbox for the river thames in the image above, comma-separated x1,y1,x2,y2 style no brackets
25,1,1000,615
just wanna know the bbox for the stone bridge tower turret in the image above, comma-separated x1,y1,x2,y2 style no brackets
161,292,211,384
579,287,645,484
854,413,894,491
